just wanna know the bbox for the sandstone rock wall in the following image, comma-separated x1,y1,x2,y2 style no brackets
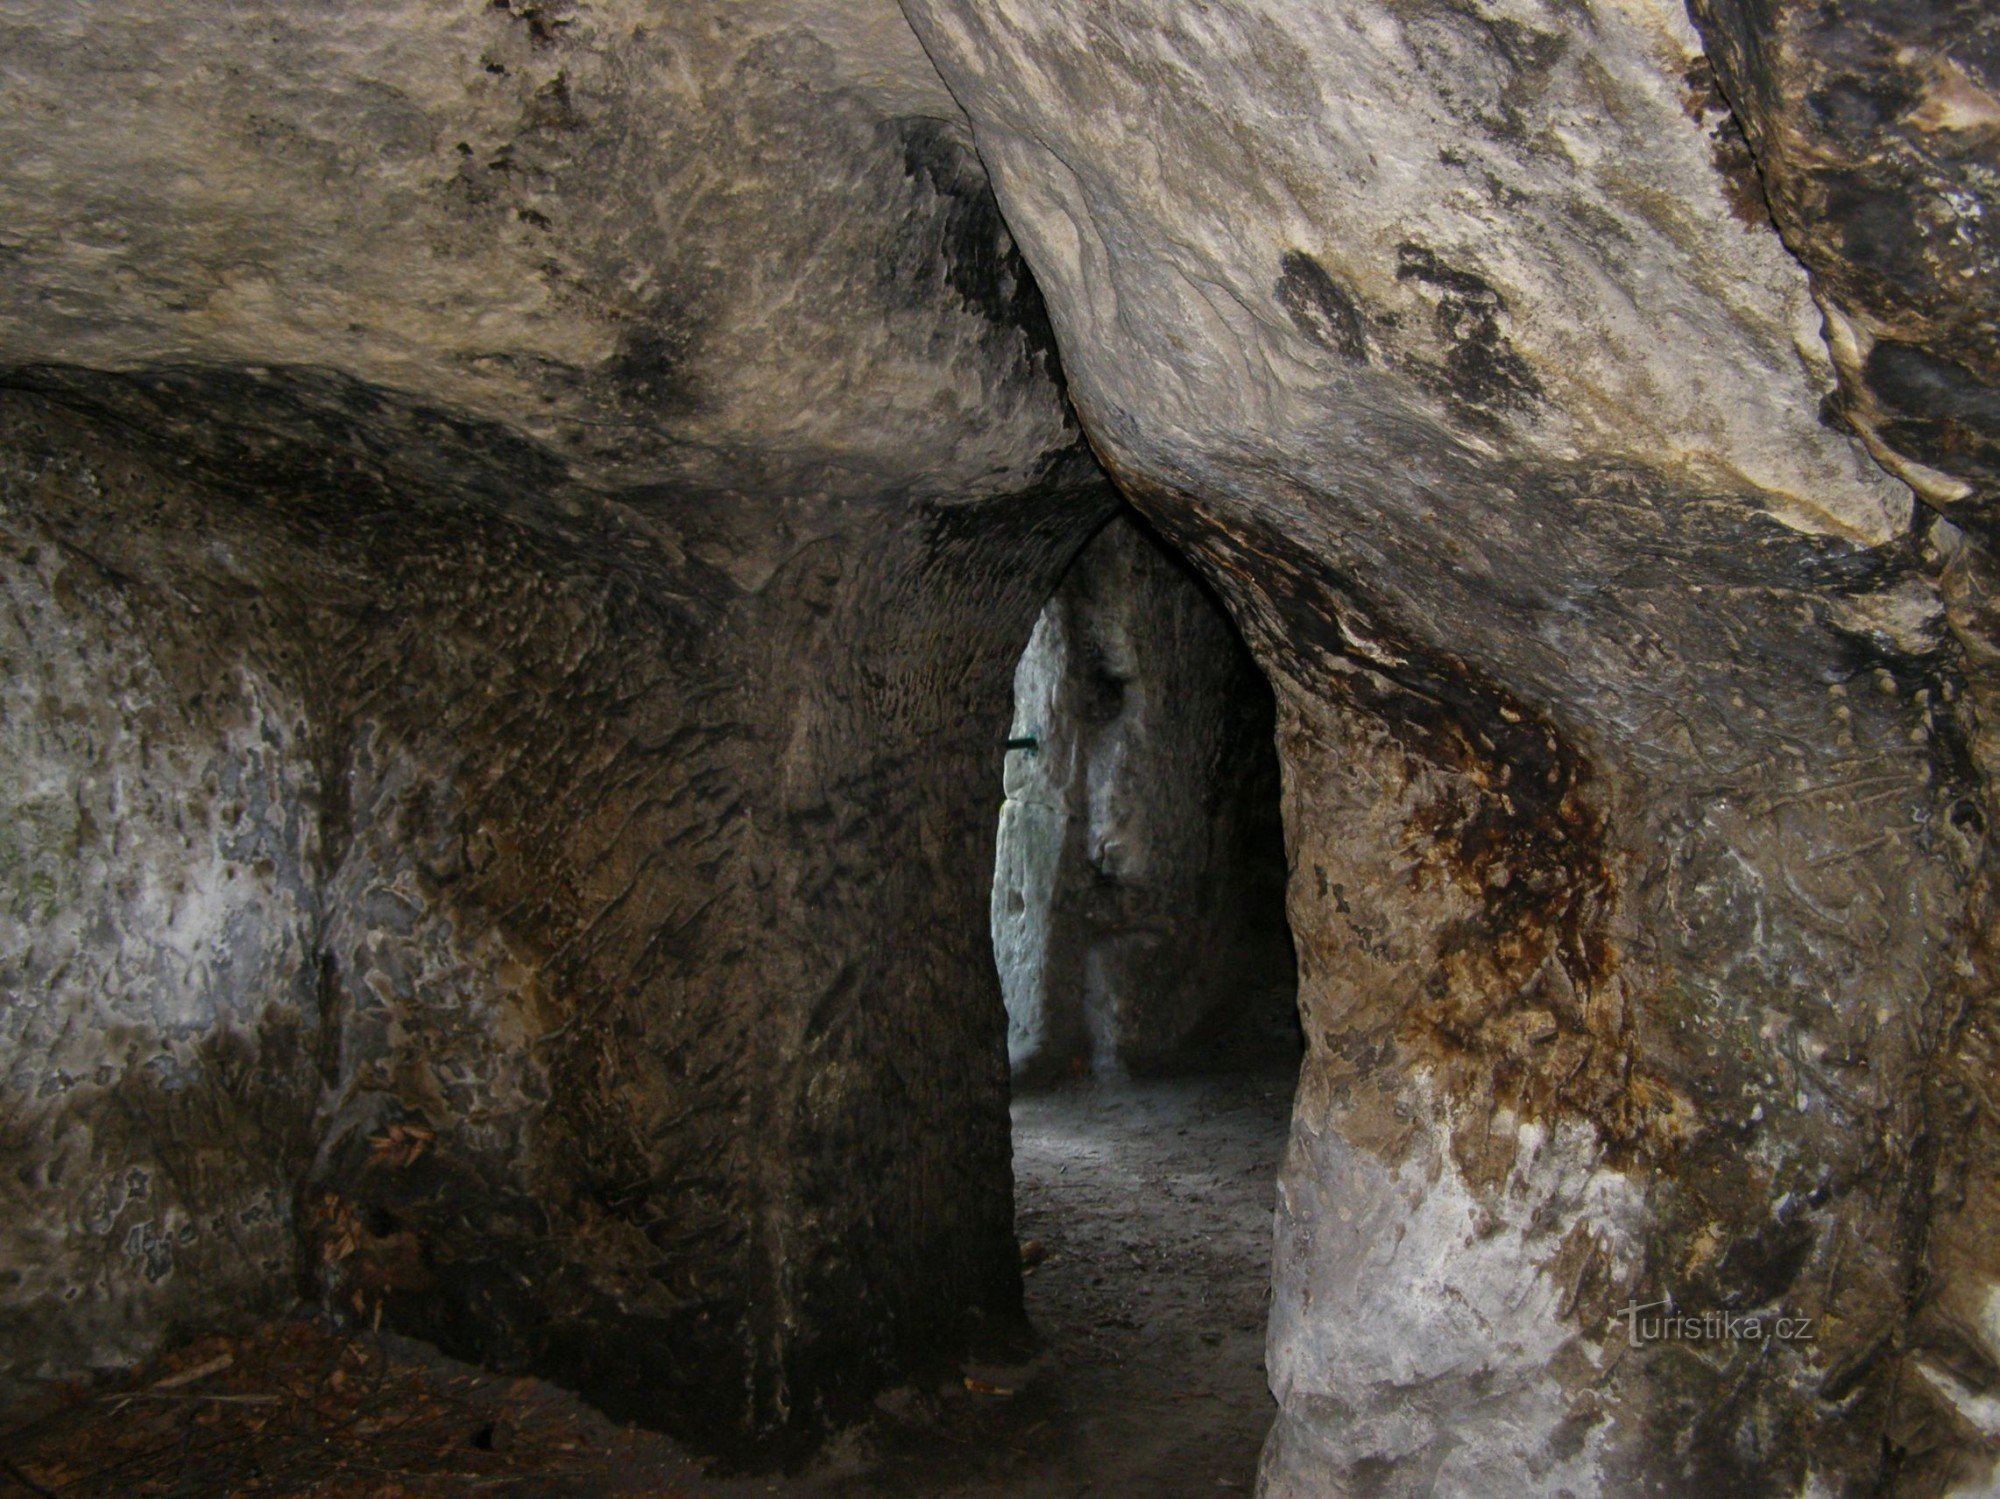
0,0,1115,1450
902,0,1999,1491
993,514,1292,1081
0,481,320,1395
2,0,1997,1491
0,360,1108,1446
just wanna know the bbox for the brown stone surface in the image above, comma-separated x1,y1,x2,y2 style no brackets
903,0,1997,1490
1689,0,2000,523
1,0,1998,1493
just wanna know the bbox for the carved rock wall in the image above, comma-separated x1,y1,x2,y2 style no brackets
901,0,1997,1490
0,478,320,1394
2,0,1997,1491
0,0,1115,1451
0,364,1108,1446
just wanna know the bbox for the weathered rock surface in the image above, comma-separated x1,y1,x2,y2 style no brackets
0,478,320,1393
1689,0,2000,524
0,0,1060,498
902,0,1998,1491
993,514,1291,1080
0,0,1115,1453
3,0,1999,1493
0,366,1107,1445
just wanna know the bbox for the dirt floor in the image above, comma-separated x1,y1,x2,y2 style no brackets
1,1049,1298,1499
775,1060,1299,1498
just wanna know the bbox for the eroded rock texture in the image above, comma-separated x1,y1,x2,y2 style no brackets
1688,0,2000,523
902,0,2000,1491
991,514,1291,1081
0,0,1114,1453
4,0,1999,1493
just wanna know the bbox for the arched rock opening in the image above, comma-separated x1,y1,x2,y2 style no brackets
993,512,1295,1083
3,0,2000,1494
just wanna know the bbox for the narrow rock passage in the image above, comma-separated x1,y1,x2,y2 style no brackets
995,1064,1293,1495
748,1032,1298,1498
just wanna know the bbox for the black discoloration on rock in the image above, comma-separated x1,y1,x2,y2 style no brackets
1689,0,2000,515
1276,251,1368,363
1396,243,1543,422
490,0,576,49
895,117,1066,383
1867,339,2000,485
606,323,705,418
1391,0,1570,143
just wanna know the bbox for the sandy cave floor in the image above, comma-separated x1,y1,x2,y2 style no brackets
0,1057,1297,1499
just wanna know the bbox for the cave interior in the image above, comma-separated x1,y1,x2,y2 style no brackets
3,0,2000,1495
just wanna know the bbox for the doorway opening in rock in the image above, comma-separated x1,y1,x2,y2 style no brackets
992,511,1298,1084
987,510,1302,1494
